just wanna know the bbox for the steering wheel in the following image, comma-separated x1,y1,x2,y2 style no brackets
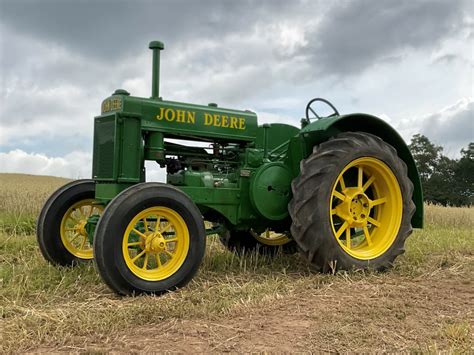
305,98,340,120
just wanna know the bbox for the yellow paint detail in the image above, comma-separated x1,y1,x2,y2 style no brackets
204,113,213,125
158,108,246,130
176,110,186,122
186,111,195,124
122,206,190,281
222,115,229,127
164,108,175,121
239,117,246,130
60,199,104,259
330,157,403,260
101,98,122,113
252,229,291,246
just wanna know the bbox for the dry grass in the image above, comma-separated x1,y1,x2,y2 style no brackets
424,202,474,228
0,173,473,353
0,173,70,234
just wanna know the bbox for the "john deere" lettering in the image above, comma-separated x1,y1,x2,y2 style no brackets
156,107,246,130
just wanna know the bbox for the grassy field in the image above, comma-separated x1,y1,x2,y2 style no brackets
0,173,473,352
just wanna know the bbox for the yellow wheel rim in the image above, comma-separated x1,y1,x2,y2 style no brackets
122,207,190,281
330,157,403,260
253,229,291,246
60,199,104,259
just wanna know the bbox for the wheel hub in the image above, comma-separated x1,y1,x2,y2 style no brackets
145,233,167,253
74,220,88,236
335,188,371,227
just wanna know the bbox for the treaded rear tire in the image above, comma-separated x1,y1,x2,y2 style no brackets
289,132,415,272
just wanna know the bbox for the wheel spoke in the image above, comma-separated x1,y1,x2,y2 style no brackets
78,207,87,219
132,228,146,239
358,166,364,188
333,191,346,201
142,253,149,270
155,254,162,267
127,241,142,247
362,175,375,192
68,215,80,223
131,250,146,263
69,233,81,242
331,209,337,215
160,223,173,233
165,238,178,243
335,221,349,239
339,175,346,190
163,250,174,258
79,235,87,250
155,216,161,231
363,226,372,246
371,197,387,207
367,217,381,227
345,227,351,249
142,218,149,232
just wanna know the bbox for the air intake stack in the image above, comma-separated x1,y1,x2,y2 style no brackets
149,40,164,99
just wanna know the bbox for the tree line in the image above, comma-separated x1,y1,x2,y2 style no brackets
408,134,473,206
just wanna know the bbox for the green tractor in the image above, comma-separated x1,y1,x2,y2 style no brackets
37,41,423,295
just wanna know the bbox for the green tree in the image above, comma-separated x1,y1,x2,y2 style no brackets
425,155,457,206
454,143,474,205
409,135,472,206
408,134,443,184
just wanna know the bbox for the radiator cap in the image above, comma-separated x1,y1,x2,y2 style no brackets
113,89,130,96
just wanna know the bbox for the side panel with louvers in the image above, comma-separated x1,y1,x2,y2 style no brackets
93,115,118,180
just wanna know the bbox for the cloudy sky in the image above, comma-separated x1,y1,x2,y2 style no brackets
0,0,472,180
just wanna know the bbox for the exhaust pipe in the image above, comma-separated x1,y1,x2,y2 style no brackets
149,40,164,99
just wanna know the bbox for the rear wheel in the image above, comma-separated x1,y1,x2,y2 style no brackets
94,183,206,295
289,132,415,272
37,179,103,266
220,229,296,255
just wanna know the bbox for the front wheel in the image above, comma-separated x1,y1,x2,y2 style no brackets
93,183,206,295
37,179,103,266
289,132,415,272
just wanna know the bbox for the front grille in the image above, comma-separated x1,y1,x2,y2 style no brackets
93,117,116,180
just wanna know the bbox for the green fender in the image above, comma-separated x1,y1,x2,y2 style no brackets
294,113,423,228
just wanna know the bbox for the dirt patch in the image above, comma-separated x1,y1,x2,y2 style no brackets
64,272,473,353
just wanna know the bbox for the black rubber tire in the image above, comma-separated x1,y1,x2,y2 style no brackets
37,179,96,266
93,182,206,296
289,132,415,272
219,230,297,256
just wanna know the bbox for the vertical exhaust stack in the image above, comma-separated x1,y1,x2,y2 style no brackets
149,41,164,99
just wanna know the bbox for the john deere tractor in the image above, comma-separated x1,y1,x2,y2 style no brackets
37,41,423,295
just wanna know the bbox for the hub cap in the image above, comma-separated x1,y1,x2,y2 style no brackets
60,199,103,259
330,157,403,260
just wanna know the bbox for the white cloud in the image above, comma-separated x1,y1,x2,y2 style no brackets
396,97,474,157
0,150,169,182
257,111,298,125
0,149,91,178
276,23,308,56
0,0,472,179
145,161,166,182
